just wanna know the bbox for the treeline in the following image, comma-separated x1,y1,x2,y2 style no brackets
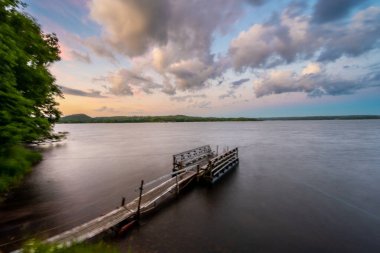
59,114,380,124
59,114,260,123
260,115,380,120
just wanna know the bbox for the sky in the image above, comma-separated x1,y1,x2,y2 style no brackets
24,0,380,117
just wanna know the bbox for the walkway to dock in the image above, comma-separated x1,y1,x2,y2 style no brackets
14,146,239,249
46,168,198,246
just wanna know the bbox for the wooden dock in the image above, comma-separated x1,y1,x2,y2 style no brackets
14,145,239,249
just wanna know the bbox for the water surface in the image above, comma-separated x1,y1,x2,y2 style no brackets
1,121,380,252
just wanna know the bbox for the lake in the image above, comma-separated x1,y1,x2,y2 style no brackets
1,121,380,252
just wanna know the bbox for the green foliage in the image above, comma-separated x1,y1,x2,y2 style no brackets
59,114,260,123
0,145,41,192
23,240,120,253
0,0,62,192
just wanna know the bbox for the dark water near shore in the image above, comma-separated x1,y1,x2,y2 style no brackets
1,121,380,252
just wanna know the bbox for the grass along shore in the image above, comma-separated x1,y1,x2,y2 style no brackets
0,145,42,195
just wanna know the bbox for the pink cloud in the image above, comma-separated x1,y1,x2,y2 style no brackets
59,43,73,61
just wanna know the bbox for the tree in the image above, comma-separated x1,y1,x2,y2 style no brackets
0,0,62,192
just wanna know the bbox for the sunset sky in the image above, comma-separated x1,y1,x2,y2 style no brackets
24,0,380,117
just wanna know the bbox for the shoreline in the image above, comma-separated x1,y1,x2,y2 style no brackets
58,114,380,124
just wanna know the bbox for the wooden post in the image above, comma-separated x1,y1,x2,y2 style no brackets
216,145,219,156
121,197,125,207
136,180,144,221
175,173,179,194
196,164,200,182
208,160,212,177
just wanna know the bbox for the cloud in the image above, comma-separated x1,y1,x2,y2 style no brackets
317,6,380,62
229,5,380,70
302,62,322,75
229,9,313,71
161,82,176,95
219,89,237,100
60,86,107,98
89,0,170,57
168,58,220,91
170,94,207,102
312,0,368,23
169,94,211,109
70,50,91,63
95,106,119,113
108,81,133,96
103,69,162,96
368,62,380,70
198,101,211,109
231,78,250,86
246,0,266,6
252,68,380,98
82,37,117,62
343,65,360,69
88,0,244,93
58,43,72,61
86,0,380,98
367,70,380,83
219,78,249,99
190,101,212,109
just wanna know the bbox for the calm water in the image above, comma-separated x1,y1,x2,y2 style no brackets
1,121,380,252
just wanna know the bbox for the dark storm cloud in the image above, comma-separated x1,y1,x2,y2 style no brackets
60,86,107,98
312,0,368,23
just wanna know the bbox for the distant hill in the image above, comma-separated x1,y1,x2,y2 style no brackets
59,114,93,123
59,114,260,123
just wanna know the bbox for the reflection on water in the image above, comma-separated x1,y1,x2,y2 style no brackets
1,121,380,252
